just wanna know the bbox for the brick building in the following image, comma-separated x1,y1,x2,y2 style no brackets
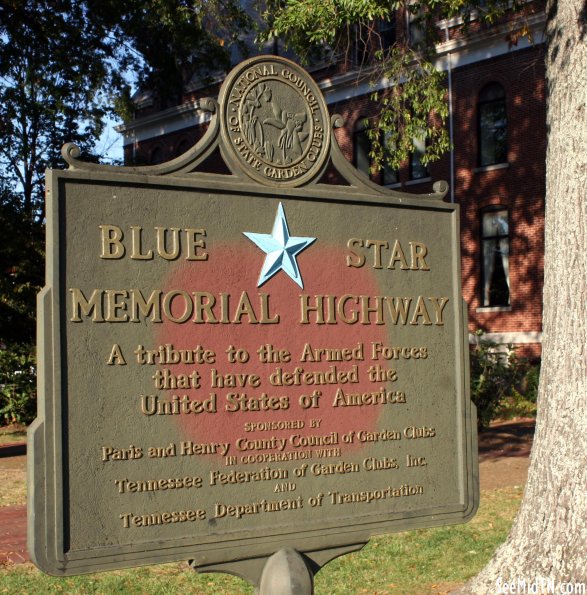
117,6,546,359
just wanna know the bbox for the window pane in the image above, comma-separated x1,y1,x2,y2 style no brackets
383,164,398,185
482,209,508,237
410,136,428,180
479,82,505,102
378,18,396,49
408,9,425,47
150,147,164,164
481,209,510,307
354,128,371,176
478,83,507,166
382,131,398,184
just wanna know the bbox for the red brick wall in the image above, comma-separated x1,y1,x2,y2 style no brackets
449,47,546,347
128,46,547,356
328,47,546,357
124,127,205,166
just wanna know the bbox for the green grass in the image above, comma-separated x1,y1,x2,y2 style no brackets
0,424,27,506
0,486,522,594
314,486,522,594
0,424,27,445
0,468,26,506
0,563,253,594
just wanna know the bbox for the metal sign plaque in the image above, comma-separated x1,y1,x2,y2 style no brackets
30,56,478,581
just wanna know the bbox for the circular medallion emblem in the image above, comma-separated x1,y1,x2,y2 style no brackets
219,56,330,186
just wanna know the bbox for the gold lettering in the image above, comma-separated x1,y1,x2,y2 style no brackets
338,294,359,324
155,227,180,260
365,239,389,269
130,226,153,260
346,238,365,267
99,225,125,259
120,509,206,528
102,445,143,462
107,343,126,365
141,394,217,416
259,293,279,324
410,296,432,326
192,292,217,323
299,294,448,326
345,238,430,271
387,239,409,270
105,289,129,322
360,295,385,324
406,454,428,467
99,226,207,261
410,241,430,270
300,343,364,362
385,297,412,325
429,296,449,325
233,291,258,324
333,387,405,407
69,289,283,324
214,496,303,519
185,228,208,261
162,290,193,323
70,288,104,322
130,289,162,322
300,295,325,324
115,475,203,494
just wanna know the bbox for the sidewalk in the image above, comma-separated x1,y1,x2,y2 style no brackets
0,504,27,565
0,419,535,567
0,442,28,566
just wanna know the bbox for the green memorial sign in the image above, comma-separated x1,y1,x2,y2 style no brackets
29,56,478,587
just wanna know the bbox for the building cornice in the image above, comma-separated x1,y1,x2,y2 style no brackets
320,11,546,104
469,331,543,345
117,11,546,147
115,100,211,141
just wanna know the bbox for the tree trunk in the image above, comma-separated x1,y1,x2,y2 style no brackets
460,0,587,591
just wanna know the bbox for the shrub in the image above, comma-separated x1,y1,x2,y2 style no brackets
469,331,523,429
522,363,541,403
0,342,37,426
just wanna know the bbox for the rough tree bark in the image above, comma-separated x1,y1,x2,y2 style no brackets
461,0,587,591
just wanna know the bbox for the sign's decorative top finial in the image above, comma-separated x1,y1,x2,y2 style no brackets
243,202,316,288
219,56,330,187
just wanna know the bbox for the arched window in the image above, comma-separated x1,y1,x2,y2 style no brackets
354,121,399,184
149,146,164,165
481,207,510,307
382,131,399,185
478,83,507,167
354,119,372,177
409,135,428,180
175,138,191,157
378,17,396,50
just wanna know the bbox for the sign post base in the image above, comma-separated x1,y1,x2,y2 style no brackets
191,543,367,592
258,548,313,595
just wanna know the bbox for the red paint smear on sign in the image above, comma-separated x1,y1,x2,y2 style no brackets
157,244,389,459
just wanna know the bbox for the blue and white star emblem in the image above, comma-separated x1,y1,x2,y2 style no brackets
244,202,316,288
